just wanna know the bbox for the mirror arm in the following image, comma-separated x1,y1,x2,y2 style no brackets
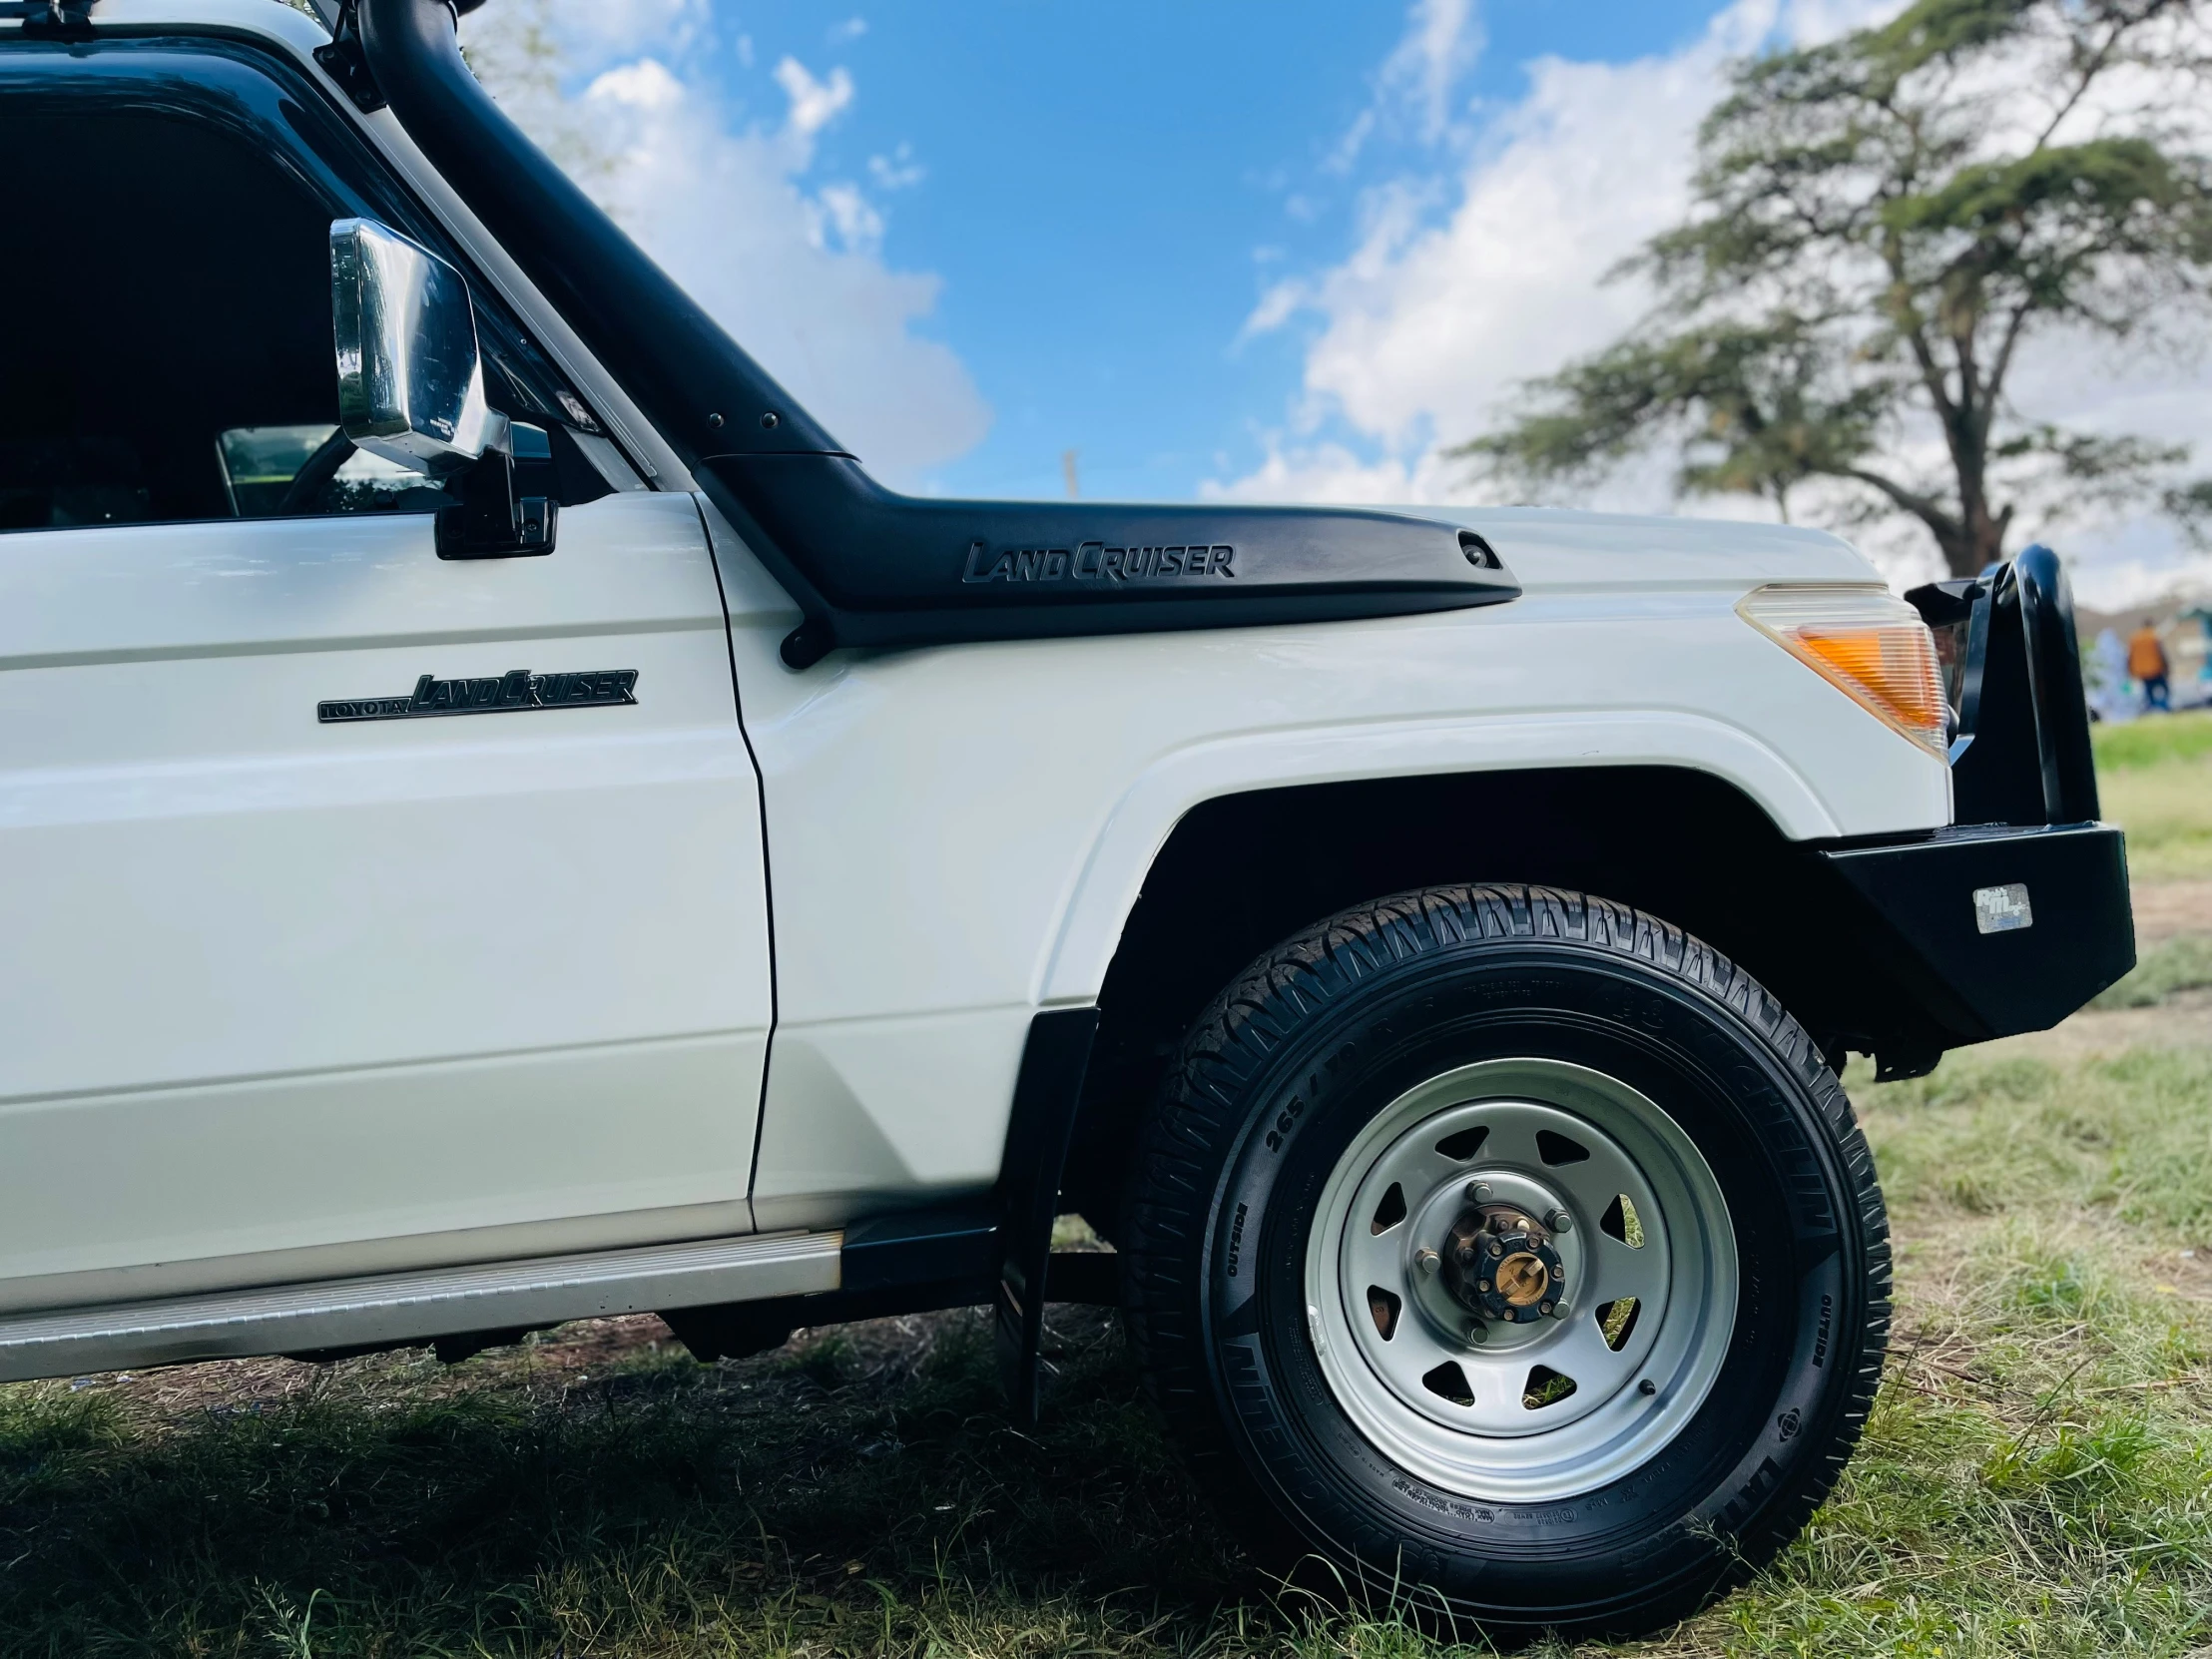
434,434,556,560
276,428,358,517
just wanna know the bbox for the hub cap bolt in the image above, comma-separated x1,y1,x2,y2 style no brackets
1545,1208,1573,1235
1487,1239,1504,1258
1414,1248,1440,1276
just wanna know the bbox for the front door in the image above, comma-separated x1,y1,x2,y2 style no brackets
0,38,772,1309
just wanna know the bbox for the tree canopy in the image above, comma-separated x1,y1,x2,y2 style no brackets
1459,0,2212,577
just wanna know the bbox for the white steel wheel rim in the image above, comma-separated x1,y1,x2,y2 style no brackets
1302,1057,1737,1503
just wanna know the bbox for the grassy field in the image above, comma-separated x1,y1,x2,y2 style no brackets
4,724,2209,1657
2095,709,2212,883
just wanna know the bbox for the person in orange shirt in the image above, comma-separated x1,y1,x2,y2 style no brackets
2129,620,2171,712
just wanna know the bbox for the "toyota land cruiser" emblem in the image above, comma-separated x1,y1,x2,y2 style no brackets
317,670,639,724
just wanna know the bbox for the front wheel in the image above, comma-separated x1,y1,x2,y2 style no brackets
1123,885,1889,1639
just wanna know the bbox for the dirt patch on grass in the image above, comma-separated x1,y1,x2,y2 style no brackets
2129,876,2212,942
70,1312,678,1426
1994,986,2212,1059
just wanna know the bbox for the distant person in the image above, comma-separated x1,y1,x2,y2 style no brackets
2129,620,2171,712
2091,628,2134,724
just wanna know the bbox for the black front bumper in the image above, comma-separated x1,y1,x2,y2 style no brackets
1819,548,2137,1075
1823,822,2134,1055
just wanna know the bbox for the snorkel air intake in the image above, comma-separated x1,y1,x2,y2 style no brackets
351,0,1518,666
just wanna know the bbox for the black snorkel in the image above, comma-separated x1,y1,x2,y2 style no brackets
347,0,1517,666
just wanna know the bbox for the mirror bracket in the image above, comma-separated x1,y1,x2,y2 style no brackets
435,441,557,560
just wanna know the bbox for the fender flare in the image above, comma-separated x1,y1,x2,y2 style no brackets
1037,710,1849,1006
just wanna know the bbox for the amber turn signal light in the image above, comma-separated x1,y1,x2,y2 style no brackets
1737,586,1948,758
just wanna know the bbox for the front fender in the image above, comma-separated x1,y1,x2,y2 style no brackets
1038,709,1894,1005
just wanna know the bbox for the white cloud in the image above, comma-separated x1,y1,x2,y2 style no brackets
1383,0,1482,144
812,182,884,253
828,16,868,45
867,143,924,191
1216,0,2212,602
1328,0,1482,173
461,2,986,484
555,0,707,60
1240,3,1788,467
1201,443,1457,506
774,56,855,142
587,58,683,113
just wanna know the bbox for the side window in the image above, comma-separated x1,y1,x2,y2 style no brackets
0,46,622,534
2,107,446,530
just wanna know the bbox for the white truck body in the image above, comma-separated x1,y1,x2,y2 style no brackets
0,14,2132,1627
0,466,1945,1314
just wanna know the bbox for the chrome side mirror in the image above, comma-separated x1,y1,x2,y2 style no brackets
327,218,553,556
330,217,507,476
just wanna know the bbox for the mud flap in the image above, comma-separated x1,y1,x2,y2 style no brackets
993,1006,1101,1423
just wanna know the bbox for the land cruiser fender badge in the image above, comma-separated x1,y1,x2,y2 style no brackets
959,539,1237,585
317,670,639,724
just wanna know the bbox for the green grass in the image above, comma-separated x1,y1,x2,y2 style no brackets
0,1314,1250,1657
1858,1046,2212,1238
2093,710,2212,881
2100,763,2212,882
2092,708,2212,771
4,1041,2210,1657
2092,935,2212,1008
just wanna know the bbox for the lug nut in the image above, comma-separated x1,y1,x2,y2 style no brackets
1546,1301,1568,1319
1639,1379,1657,1396
1545,1208,1573,1235
1466,1323,1489,1345
1414,1248,1441,1275
1467,1181,1493,1203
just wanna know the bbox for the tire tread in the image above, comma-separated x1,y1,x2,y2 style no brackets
1122,882,1891,1631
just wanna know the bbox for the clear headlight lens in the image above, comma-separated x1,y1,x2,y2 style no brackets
1736,585,1947,758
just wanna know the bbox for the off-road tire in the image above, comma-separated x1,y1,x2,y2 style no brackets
1122,884,1890,1638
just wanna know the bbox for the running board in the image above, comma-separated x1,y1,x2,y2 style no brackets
0,1230,840,1382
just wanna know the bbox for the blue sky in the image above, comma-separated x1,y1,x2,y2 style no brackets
468,0,2212,605
726,0,1723,501
479,0,1759,498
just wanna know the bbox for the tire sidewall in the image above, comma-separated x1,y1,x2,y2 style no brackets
1196,937,1869,1623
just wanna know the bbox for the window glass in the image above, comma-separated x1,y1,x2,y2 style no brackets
0,40,618,534
216,425,454,517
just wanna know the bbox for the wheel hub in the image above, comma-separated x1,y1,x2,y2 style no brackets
1304,1057,1738,1502
1441,1205,1567,1326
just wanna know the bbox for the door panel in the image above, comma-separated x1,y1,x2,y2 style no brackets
0,494,772,1307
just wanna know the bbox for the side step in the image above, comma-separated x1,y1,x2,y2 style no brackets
0,1230,840,1383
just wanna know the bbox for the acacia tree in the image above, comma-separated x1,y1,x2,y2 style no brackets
1460,0,2212,577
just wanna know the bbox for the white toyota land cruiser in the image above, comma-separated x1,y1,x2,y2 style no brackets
0,0,2138,1636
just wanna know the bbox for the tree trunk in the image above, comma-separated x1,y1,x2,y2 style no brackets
1945,492,2012,578
1942,396,2010,577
